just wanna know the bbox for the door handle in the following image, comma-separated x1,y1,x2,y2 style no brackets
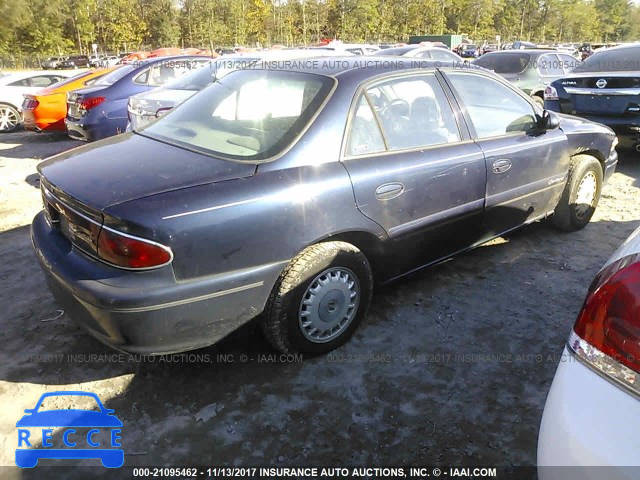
375,182,404,200
492,159,512,174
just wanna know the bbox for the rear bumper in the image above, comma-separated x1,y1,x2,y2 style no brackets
31,211,283,355
23,110,66,133
538,347,640,479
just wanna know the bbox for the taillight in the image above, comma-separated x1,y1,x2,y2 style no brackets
23,97,39,110
544,85,558,101
97,227,173,269
569,254,640,394
80,96,106,111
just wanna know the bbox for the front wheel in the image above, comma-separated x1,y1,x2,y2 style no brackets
550,155,603,231
261,241,373,355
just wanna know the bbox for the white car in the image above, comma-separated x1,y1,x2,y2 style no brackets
0,70,77,132
538,225,640,479
310,41,378,55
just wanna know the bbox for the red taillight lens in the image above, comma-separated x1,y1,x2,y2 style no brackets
97,228,172,269
572,254,640,374
80,96,106,110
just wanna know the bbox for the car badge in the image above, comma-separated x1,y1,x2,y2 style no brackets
595,78,607,89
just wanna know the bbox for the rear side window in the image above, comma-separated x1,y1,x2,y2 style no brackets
346,96,385,156
429,49,460,62
447,72,537,138
8,78,30,87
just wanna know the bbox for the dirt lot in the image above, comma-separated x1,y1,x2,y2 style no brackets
0,130,639,478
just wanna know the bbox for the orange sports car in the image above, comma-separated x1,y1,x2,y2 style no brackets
22,67,119,133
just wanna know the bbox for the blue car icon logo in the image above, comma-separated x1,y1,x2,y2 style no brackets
16,391,123,468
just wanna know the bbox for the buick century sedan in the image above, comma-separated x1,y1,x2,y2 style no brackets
32,59,618,356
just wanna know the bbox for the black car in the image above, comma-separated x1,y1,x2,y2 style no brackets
32,59,617,356
58,55,90,69
544,44,640,151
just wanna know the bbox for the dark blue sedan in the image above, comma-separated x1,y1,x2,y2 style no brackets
65,56,209,141
34,59,617,356
544,44,640,151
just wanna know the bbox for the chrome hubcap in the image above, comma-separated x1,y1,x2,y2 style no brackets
0,107,18,131
299,267,360,343
575,171,597,219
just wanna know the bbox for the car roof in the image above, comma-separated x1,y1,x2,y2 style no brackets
240,56,482,78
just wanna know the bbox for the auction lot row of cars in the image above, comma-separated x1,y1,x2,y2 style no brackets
2,41,639,474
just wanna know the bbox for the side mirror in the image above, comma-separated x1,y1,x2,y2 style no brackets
538,110,560,130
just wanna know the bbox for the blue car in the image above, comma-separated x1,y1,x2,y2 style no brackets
544,44,640,151
65,56,209,141
16,391,123,468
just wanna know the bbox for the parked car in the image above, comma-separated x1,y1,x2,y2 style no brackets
99,56,121,68
89,55,101,67
311,41,378,55
23,67,118,133
0,71,74,132
127,49,358,130
457,44,479,58
474,49,580,106
33,59,617,356
538,224,640,478
480,44,499,55
42,56,66,69
544,44,640,151
65,55,209,141
372,44,463,62
57,55,90,69
119,51,149,64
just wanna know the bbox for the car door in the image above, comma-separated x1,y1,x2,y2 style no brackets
342,72,487,276
444,70,570,237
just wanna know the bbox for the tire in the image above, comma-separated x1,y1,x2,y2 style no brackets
550,154,603,232
0,103,21,133
261,241,373,356
532,95,545,108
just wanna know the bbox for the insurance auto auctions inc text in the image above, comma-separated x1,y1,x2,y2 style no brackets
207,467,498,478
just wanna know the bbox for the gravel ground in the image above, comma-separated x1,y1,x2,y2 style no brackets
0,130,639,479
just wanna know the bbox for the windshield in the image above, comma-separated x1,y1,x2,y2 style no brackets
93,65,134,85
574,46,640,72
142,70,334,162
473,53,531,73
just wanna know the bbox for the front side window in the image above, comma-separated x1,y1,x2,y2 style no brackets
142,70,334,161
447,72,537,138
366,75,461,150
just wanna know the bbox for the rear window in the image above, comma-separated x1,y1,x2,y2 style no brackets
574,46,640,72
141,70,334,162
372,46,416,56
93,65,134,86
473,53,531,74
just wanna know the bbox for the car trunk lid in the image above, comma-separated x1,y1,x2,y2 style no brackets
559,72,640,116
38,132,256,211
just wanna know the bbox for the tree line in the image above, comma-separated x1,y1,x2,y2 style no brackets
0,0,638,56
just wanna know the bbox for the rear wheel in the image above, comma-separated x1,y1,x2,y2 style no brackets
261,241,373,355
0,104,21,132
550,155,603,231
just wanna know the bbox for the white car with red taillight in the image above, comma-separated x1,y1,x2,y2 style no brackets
538,225,640,478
